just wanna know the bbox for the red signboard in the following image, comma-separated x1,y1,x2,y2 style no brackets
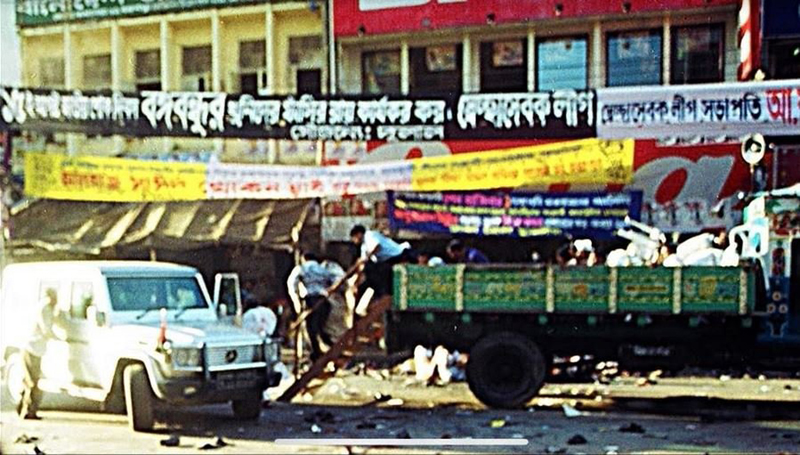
334,0,737,37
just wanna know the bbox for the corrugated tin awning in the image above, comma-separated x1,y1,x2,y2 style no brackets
7,199,311,255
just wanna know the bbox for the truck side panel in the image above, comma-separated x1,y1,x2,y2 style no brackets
394,265,755,316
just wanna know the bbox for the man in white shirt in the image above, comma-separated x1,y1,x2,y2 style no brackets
286,253,343,361
19,288,65,420
349,224,417,299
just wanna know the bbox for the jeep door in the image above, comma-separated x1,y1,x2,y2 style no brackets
63,279,110,388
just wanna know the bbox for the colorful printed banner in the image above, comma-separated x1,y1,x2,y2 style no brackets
597,80,800,139
0,87,595,141
24,153,206,202
24,139,630,202
389,191,643,238
410,138,634,191
205,160,413,199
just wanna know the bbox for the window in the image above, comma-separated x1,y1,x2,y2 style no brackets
40,57,65,87
70,282,94,320
83,54,111,88
135,49,161,91
480,40,527,92
537,36,588,91
410,44,462,95
670,24,724,84
182,45,211,91
766,39,800,80
606,30,662,87
289,36,323,66
239,40,266,95
106,277,206,312
362,50,401,95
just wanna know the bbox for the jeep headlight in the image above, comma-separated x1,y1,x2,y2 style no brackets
173,348,202,367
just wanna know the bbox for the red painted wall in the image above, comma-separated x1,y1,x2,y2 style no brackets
334,0,738,37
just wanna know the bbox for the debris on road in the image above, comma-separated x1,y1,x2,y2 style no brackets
619,422,646,434
567,434,588,445
33,445,46,455
545,445,567,454
160,434,180,447
356,421,377,430
490,419,506,428
562,403,583,418
14,434,39,444
396,429,412,439
310,424,322,434
604,445,620,454
386,398,404,407
304,410,335,424
198,438,229,451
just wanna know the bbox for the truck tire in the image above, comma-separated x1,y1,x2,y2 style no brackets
466,332,546,409
123,364,155,432
232,391,262,420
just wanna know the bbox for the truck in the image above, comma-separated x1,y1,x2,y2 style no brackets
386,187,800,408
1,261,282,431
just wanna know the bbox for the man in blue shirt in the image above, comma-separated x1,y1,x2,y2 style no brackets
349,225,416,298
446,239,489,264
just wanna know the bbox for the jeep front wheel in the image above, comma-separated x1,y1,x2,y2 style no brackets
123,364,155,432
232,390,262,420
3,352,25,411
466,332,546,409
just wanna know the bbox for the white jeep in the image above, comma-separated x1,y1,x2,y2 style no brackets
0,261,282,431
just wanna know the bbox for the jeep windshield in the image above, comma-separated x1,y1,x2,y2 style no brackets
106,277,208,314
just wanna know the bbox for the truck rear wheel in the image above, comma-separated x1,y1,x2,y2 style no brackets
123,364,155,432
466,332,546,409
232,391,262,420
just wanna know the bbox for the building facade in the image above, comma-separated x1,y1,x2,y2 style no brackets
15,0,327,163
334,0,742,95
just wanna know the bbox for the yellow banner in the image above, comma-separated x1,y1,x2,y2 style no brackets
24,153,206,202
411,138,634,191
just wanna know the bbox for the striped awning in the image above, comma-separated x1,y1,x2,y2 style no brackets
7,199,311,255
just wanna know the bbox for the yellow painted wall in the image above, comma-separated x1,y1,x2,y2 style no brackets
273,9,324,95
21,34,64,88
71,28,111,89
121,23,160,91
219,12,265,93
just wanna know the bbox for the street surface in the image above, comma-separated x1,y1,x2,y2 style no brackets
2,369,800,454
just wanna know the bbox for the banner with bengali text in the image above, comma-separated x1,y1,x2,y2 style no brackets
597,80,800,139
24,153,207,202
389,190,643,238
410,138,634,192
205,160,413,199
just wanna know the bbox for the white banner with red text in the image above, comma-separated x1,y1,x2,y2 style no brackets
597,79,800,139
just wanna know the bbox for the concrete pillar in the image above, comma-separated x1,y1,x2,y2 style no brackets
111,23,125,154
159,19,171,91
663,15,671,85
400,40,409,95
211,11,221,92
160,19,173,152
64,25,78,156
527,30,536,91
265,5,275,95
591,20,603,88
462,35,471,93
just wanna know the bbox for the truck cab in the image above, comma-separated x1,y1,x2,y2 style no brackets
1,261,282,431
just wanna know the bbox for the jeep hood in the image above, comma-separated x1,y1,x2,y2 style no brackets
114,320,264,347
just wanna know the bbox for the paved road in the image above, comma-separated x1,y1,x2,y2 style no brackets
2,374,800,454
